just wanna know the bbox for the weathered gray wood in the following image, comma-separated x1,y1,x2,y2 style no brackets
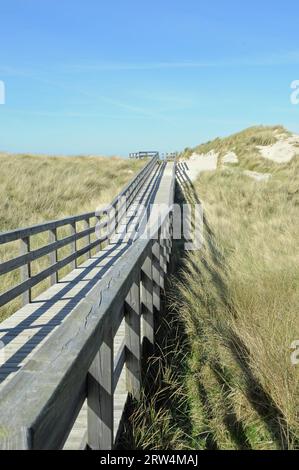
49,228,58,285
70,222,77,270
160,228,168,281
83,218,91,260
152,240,161,312
113,340,126,392
20,237,31,306
0,426,32,450
141,253,154,347
0,158,173,451
0,236,105,308
87,330,114,450
0,155,159,311
0,233,152,449
125,278,141,399
0,213,96,245
159,227,167,291
0,225,97,276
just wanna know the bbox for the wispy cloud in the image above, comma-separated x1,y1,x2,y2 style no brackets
62,52,299,72
2,51,299,79
0,66,177,122
3,108,156,120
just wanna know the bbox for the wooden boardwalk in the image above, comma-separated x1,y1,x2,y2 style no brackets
0,161,175,449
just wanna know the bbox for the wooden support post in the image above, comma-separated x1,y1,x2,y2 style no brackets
87,329,114,450
169,214,173,254
20,237,31,306
164,223,169,263
95,214,103,252
168,215,173,259
70,222,77,269
49,228,58,285
83,218,91,260
159,229,167,291
141,254,154,349
125,278,141,399
152,239,161,312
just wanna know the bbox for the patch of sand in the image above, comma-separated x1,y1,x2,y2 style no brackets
258,133,299,163
182,151,218,181
222,151,238,164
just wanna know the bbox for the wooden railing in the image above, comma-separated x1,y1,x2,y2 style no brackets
0,155,159,311
160,152,178,161
129,151,159,159
0,162,176,450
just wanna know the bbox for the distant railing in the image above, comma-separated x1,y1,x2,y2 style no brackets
0,155,159,311
129,151,178,161
0,161,176,450
160,152,178,161
129,151,159,159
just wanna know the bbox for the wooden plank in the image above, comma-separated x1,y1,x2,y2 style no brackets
160,228,168,280
113,341,126,393
87,330,113,450
83,219,91,260
20,237,31,306
70,222,77,270
124,278,141,400
49,228,58,285
141,253,154,348
152,240,161,312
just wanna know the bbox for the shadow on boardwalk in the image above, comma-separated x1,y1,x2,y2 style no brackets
0,164,165,384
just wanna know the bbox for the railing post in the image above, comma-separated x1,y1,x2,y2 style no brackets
152,237,161,313
141,253,154,351
70,221,77,269
125,277,141,399
20,237,31,306
168,213,173,259
95,214,103,252
159,227,167,291
161,224,168,272
87,329,114,450
49,228,58,285
83,218,91,260
164,216,172,264
165,223,170,264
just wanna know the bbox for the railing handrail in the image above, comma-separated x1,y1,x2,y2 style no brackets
0,154,159,310
0,155,158,245
0,161,176,450
129,151,159,159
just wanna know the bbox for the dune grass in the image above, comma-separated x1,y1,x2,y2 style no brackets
179,168,299,449
0,153,145,321
124,126,299,450
180,125,289,170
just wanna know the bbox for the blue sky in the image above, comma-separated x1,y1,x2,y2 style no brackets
0,0,299,156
